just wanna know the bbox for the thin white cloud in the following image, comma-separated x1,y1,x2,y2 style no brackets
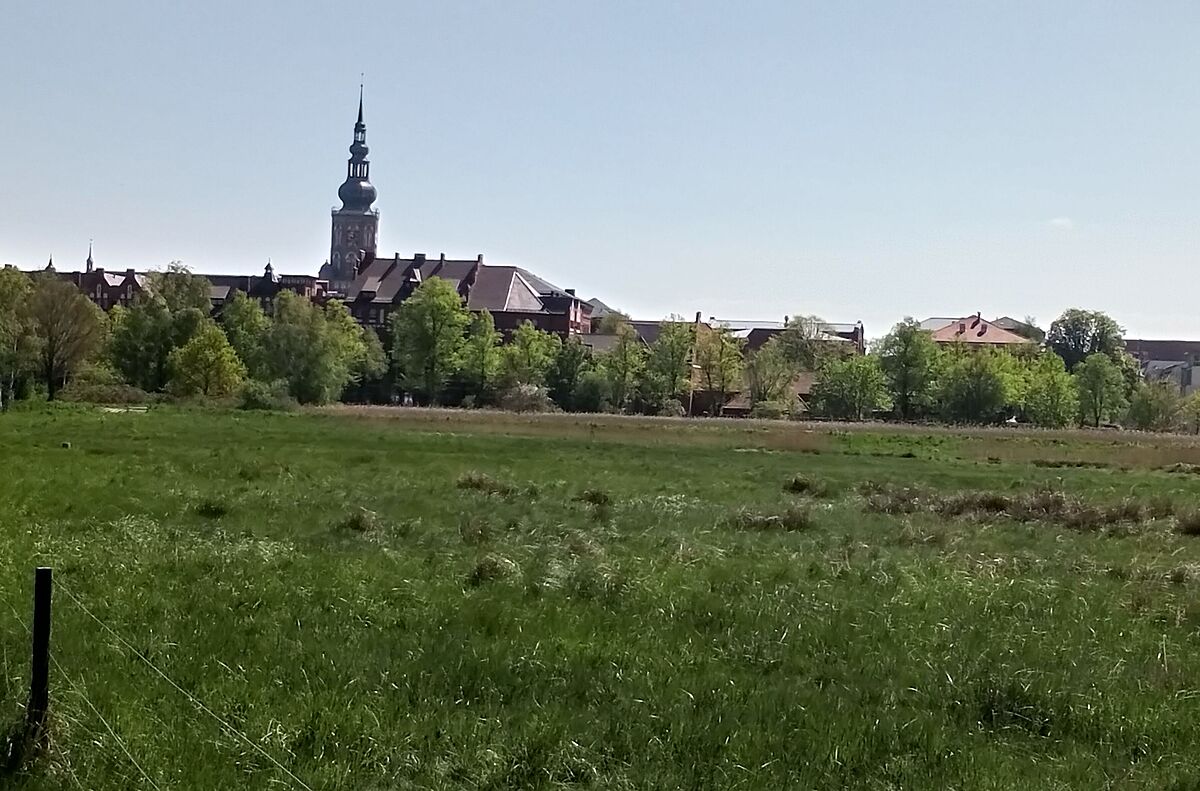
1047,217,1075,231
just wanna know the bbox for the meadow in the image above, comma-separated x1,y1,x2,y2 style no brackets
4,406,1200,788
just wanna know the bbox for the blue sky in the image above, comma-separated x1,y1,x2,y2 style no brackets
2,1,1197,337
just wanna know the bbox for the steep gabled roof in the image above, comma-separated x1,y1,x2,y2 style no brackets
928,315,1031,345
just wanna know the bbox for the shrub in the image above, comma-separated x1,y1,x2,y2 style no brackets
338,507,381,533
58,381,156,405
456,471,515,497
750,400,794,421
238,379,296,411
784,474,833,497
1177,511,1200,536
467,553,519,587
657,398,686,418
498,384,555,413
727,505,815,532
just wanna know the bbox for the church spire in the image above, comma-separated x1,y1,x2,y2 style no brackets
86,240,94,273
357,82,364,126
337,85,376,212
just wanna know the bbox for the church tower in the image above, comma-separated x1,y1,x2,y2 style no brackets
325,87,379,289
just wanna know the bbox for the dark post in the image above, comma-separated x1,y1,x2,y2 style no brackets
27,567,52,737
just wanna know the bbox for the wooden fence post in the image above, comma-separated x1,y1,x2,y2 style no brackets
26,567,52,738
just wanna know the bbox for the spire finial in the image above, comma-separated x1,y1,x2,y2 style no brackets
357,77,364,125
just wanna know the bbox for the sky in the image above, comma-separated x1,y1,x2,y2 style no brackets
2,1,1198,338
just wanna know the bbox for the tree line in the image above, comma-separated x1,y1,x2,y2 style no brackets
2,266,1196,430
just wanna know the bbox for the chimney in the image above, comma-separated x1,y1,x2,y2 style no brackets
694,311,702,324
439,252,445,263
476,254,484,265
565,288,575,296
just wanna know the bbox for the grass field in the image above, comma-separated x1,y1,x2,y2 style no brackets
5,406,1200,788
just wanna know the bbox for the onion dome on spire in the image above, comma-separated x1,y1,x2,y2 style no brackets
337,84,377,212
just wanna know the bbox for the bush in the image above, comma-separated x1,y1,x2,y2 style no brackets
750,400,794,421
657,398,686,418
238,379,296,411
572,370,612,413
58,381,156,405
498,384,555,413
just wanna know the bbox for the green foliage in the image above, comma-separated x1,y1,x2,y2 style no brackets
8,410,1200,787
877,318,941,419
1047,308,1125,371
1022,353,1079,428
811,354,890,420
168,322,246,398
937,349,1020,424
744,337,795,406
497,383,555,413
459,309,501,401
389,277,470,404
502,321,562,388
0,268,36,410
593,310,630,334
28,275,105,400
237,379,296,411
596,323,645,411
546,337,588,410
694,326,745,415
263,292,365,405
750,399,796,420
147,262,212,313
572,369,612,413
1074,352,1128,427
1180,393,1200,435
1126,382,1182,432
776,314,829,371
219,291,271,379
646,316,695,400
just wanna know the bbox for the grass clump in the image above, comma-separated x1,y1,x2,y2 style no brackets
783,474,833,497
456,470,516,497
467,553,519,587
1177,510,1200,536
727,504,816,532
337,507,381,533
576,488,613,507
194,498,229,519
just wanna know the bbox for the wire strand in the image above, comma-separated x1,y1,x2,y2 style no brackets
57,579,315,791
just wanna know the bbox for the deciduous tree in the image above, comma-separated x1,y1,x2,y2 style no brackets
598,323,645,412
0,268,36,410
168,322,246,397
389,278,469,404
694,325,745,415
220,291,270,379
29,276,104,399
502,321,561,387
1022,353,1078,428
1073,352,1127,427
646,316,695,400
877,318,941,419
777,314,829,371
459,309,501,401
937,349,1019,424
744,337,794,406
546,336,588,410
1126,382,1181,432
810,354,890,420
148,262,213,313
1047,309,1125,371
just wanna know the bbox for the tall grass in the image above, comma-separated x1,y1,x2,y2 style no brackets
2,406,1200,787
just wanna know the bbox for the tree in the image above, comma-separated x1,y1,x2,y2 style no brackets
168,322,246,397
1047,309,1125,371
1126,382,1181,432
937,349,1019,424
594,310,630,334
389,278,470,404
694,325,745,415
352,326,387,387
1074,352,1127,427
502,321,561,387
220,291,270,379
28,276,104,399
744,337,795,406
646,316,695,401
0,268,37,410
776,315,830,371
877,318,941,419
1022,353,1078,428
572,369,612,413
1180,392,1200,434
459,309,501,401
810,354,890,420
263,292,364,404
598,323,646,411
107,294,207,392
148,262,212,313
546,337,588,410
